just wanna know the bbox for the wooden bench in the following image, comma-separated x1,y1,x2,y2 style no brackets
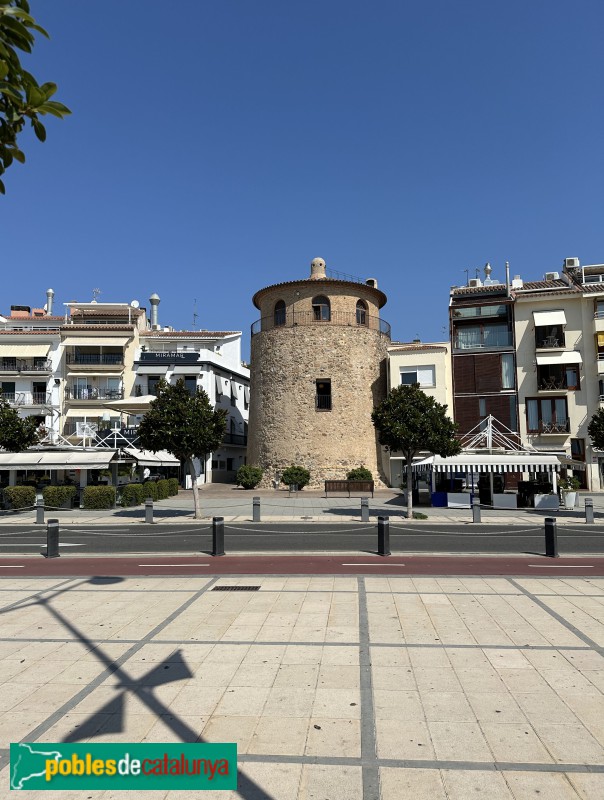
324,480,374,498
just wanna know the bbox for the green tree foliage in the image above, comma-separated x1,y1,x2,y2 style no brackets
236,464,263,489
137,380,227,519
0,394,41,450
372,384,461,518
0,0,70,193
281,465,311,490
346,467,373,481
587,408,604,451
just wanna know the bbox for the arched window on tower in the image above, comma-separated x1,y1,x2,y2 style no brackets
312,295,331,322
274,300,286,327
356,300,368,326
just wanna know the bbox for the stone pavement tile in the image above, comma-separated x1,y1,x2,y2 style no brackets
304,717,360,757
239,644,287,665
480,722,553,763
503,770,582,800
312,688,361,719
256,626,293,642
0,681,38,712
213,686,269,717
191,660,241,686
515,691,582,724
421,691,475,722
369,645,410,667
282,645,323,665
559,649,604,671
10,658,85,684
446,647,492,669
454,666,508,693
380,766,447,799
441,768,514,799
558,693,604,740
540,668,602,695
324,625,359,643
320,645,359,666
262,687,315,718
221,625,264,641
273,664,319,689
523,649,577,670
92,712,158,743
52,661,110,684
585,670,604,692
373,689,425,720
140,713,208,743
169,685,226,716
371,665,416,690
317,664,359,689
429,721,493,761
414,666,463,692
497,667,553,694
290,626,326,643
298,764,362,800
40,711,113,742
375,719,435,759
531,723,604,764
199,715,258,753
203,644,250,664
248,716,309,755
568,773,604,800
484,648,533,670
466,692,528,724
408,647,452,669
10,681,86,715
230,661,280,688
233,761,302,800
0,710,52,741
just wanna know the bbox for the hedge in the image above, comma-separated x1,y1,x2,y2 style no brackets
120,483,145,507
281,465,311,489
143,481,159,501
236,465,263,489
3,485,36,509
43,485,77,509
156,479,170,500
82,486,116,510
167,478,179,496
346,467,373,481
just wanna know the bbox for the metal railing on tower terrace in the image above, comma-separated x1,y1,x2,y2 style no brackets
251,310,391,337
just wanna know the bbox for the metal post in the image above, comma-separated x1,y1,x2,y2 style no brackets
472,496,481,524
253,496,261,522
361,497,369,523
144,498,154,524
545,517,558,558
35,496,45,525
45,519,60,558
213,516,225,556
377,515,390,557
585,497,594,525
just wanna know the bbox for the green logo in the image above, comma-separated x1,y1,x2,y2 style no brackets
10,743,237,791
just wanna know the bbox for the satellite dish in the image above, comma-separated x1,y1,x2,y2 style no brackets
130,300,140,308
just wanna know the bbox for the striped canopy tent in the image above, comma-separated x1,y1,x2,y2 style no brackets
411,452,560,474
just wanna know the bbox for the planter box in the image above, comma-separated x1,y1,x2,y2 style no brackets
447,492,471,508
493,493,517,509
561,491,577,510
534,493,559,511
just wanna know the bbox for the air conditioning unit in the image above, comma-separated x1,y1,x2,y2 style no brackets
468,278,482,288
564,257,580,268
544,271,560,281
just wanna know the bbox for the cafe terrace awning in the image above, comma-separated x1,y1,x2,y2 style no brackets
0,343,50,356
103,395,156,413
0,451,116,470
411,452,560,474
123,447,180,467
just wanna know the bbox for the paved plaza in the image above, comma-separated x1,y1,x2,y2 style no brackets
1,573,603,798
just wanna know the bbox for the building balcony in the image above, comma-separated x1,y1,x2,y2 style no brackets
2,391,55,407
535,335,565,349
0,358,52,373
529,419,571,435
66,353,124,369
223,432,248,447
453,333,513,351
65,387,124,402
537,378,577,391
594,312,604,334
251,310,391,338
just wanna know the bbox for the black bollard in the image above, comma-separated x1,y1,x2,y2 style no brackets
472,496,481,524
377,516,390,557
45,519,60,558
213,516,225,556
545,517,558,558
144,498,154,524
35,496,45,525
585,498,594,525
361,497,369,523
253,496,261,522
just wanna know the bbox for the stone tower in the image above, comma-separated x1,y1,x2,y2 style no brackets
248,257,391,487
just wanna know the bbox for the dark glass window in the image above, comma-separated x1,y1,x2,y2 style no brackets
356,300,368,326
312,295,331,321
315,379,331,411
274,300,286,326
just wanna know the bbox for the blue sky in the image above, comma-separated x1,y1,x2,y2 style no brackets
3,1,603,358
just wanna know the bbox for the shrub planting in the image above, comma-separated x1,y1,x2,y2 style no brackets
120,483,145,507
236,465,263,489
346,467,373,481
156,479,170,500
82,486,116,510
143,480,159,501
43,485,77,509
281,465,311,490
3,485,36,509
167,478,180,496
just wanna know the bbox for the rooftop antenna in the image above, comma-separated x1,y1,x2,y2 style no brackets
475,268,480,279
92,288,101,303
192,298,198,330
463,268,470,285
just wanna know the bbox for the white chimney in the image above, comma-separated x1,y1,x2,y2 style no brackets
149,293,160,329
46,288,54,316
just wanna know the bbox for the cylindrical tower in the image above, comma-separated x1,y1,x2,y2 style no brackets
248,258,391,487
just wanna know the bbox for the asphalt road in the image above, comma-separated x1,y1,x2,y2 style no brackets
0,521,602,555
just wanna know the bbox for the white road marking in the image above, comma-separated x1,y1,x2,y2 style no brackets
0,543,85,548
137,564,209,567
341,563,406,566
528,565,594,569
0,565,24,568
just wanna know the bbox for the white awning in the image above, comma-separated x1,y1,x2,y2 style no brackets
135,365,168,375
533,310,567,327
0,344,50,356
61,337,130,347
103,395,156,413
123,447,180,467
0,450,116,470
244,386,250,403
411,453,560,473
67,372,123,377
558,455,586,471
231,382,239,399
216,376,226,395
535,351,582,365
172,366,200,375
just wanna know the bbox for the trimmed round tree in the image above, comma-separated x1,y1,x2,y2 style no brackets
137,379,227,519
372,384,461,519
588,408,604,452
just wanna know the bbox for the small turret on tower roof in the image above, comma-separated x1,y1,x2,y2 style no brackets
310,257,327,280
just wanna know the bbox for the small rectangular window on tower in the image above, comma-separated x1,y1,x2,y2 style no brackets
315,379,331,411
